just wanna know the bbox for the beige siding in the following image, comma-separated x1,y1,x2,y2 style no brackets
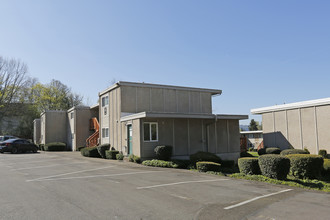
150,88,164,112
164,89,177,112
227,120,240,153
316,105,330,153
189,119,203,154
301,108,317,154
216,120,228,153
177,91,190,113
287,109,301,149
137,87,150,112
132,119,141,156
121,86,136,113
262,113,275,147
201,92,212,113
274,111,289,149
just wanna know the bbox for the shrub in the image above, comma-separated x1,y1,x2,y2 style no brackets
39,144,44,151
323,159,330,176
106,150,119,160
258,155,290,180
142,159,178,168
154,145,173,161
280,149,310,156
257,148,266,156
240,151,253,157
44,142,66,151
221,160,235,168
286,154,324,179
81,147,101,158
265,148,281,154
238,157,261,175
97,144,110,159
171,159,192,169
116,153,124,160
304,147,310,153
128,154,141,164
190,151,222,166
196,161,221,172
319,149,328,159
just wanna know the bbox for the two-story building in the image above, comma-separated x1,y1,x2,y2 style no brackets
98,81,248,160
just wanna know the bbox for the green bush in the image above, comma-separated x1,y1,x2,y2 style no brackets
39,144,44,151
128,154,141,164
81,147,102,158
319,149,328,159
171,159,192,169
323,159,330,176
286,154,324,179
44,142,66,151
221,160,235,168
304,147,310,153
116,153,124,160
258,155,290,180
142,159,178,168
257,148,266,156
196,161,221,172
190,151,222,166
238,157,261,175
154,145,173,161
97,144,110,159
240,151,253,157
280,149,310,156
106,150,119,160
265,148,281,154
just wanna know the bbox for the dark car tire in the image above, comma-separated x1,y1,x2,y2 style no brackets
11,148,18,154
33,148,38,153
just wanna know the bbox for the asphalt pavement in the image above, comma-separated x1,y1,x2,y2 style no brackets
0,151,329,220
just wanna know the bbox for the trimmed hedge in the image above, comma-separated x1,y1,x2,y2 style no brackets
128,154,141,164
221,160,235,168
97,144,110,159
319,149,328,159
81,147,102,158
171,159,192,169
257,148,266,156
106,150,119,160
116,153,124,160
190,151,222,165
240,151,253,158
280,149,310,156
286,154,324,179
154,145,173,161
238,157,260,175
44,142,66,151
196,161,221,172
323,159,330,176
265,148,281,154
142,159,178,168
258,155,290,180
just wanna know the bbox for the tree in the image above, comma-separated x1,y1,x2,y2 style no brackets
0,57,28,120
249,119,259,131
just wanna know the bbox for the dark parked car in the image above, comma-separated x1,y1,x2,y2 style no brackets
0,139,38,154
0,135,17,143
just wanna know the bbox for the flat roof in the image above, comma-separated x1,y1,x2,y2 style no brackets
251,97,330,114
99,81,222,96
120,112,248,122
67,106,92,112
240,130,263,134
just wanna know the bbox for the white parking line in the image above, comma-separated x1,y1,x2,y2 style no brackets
224,189,293,210
26,166,115,182
27,170,162,182
137,179,229,189
11,162,87,171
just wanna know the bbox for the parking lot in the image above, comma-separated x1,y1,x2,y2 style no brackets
0,152,329,220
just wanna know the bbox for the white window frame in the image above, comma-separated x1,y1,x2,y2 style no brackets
143,122,158,142
102,96,109,107
102,128,109,138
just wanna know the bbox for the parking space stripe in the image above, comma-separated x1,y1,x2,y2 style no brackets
27,170,162,182
224,189,293,210
26,166,115,182
137,179,229,189
11,162,88,171
5,158,71,166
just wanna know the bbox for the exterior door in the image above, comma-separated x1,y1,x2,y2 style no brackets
127,125,133,155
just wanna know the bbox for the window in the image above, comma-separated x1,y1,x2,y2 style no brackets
102,128,109,138
144,122,158,142
102,96,109,107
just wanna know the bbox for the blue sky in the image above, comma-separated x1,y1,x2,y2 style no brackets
1,0,330,125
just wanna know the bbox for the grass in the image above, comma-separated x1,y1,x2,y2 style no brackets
229,173,330,192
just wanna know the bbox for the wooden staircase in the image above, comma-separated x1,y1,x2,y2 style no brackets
86,117,99,147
